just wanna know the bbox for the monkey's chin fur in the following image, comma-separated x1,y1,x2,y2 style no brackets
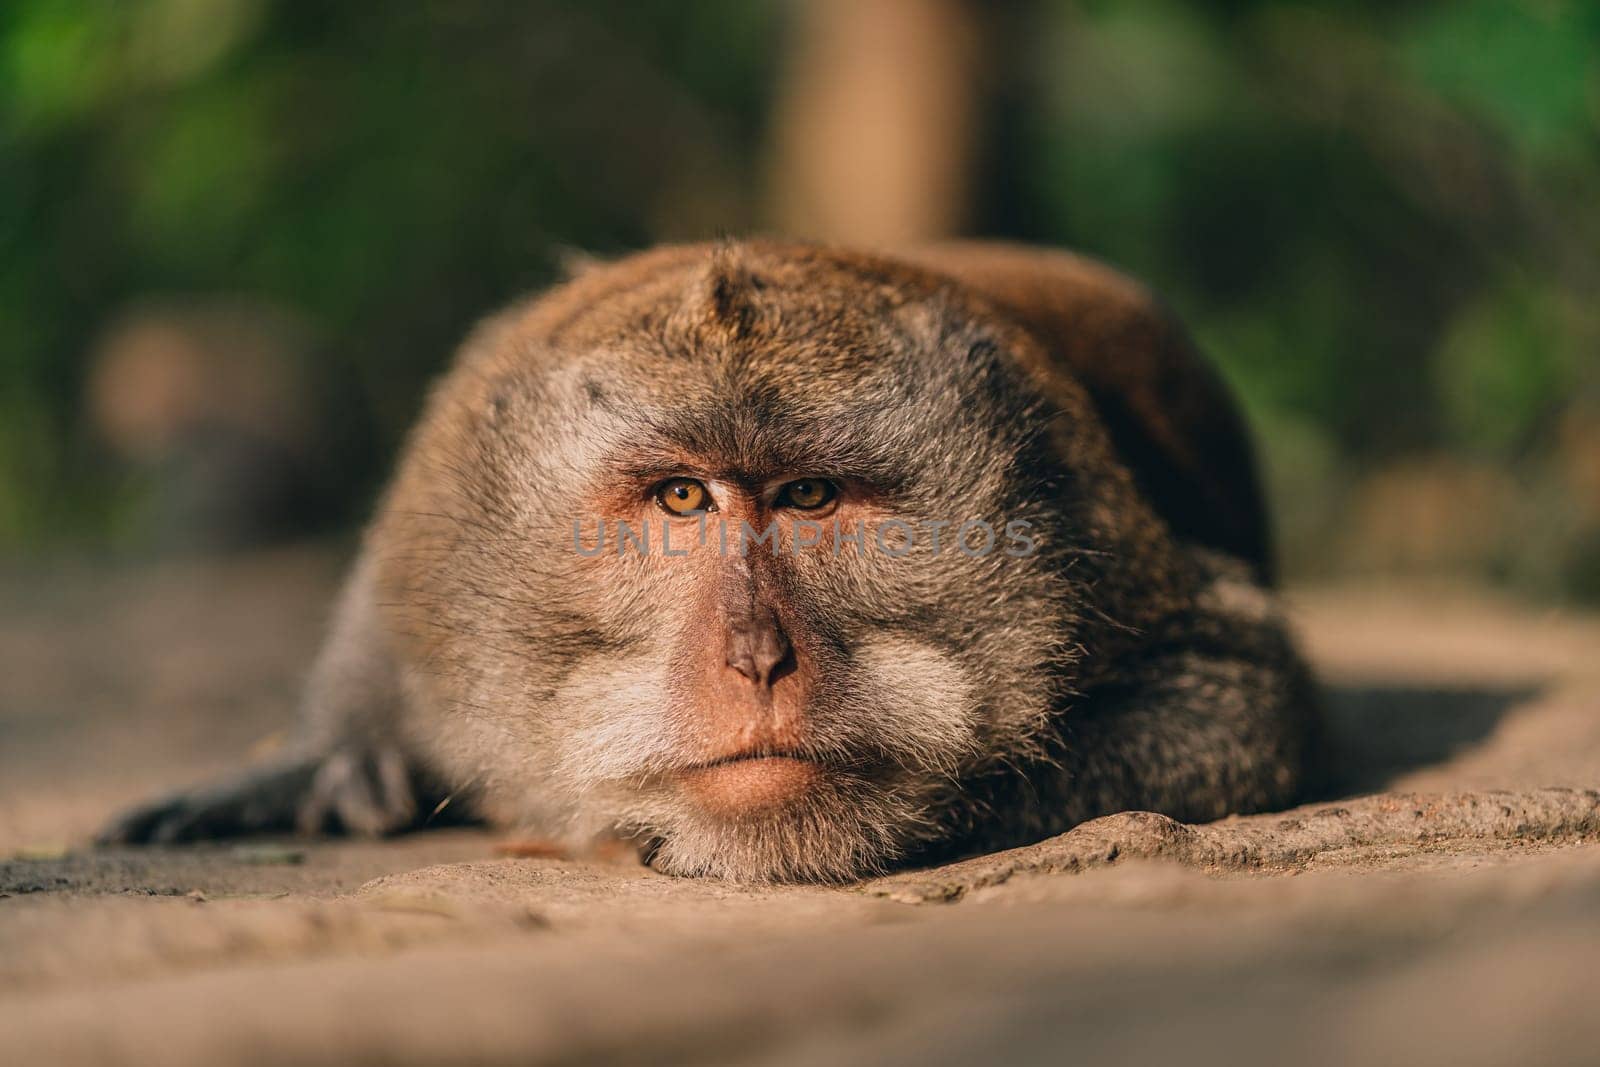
600,767,942,884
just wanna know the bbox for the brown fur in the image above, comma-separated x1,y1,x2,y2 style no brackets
896,243,1274,581
101,240,1318,882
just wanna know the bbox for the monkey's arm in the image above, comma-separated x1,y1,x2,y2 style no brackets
97,551,452,845
1049,637,1317,830
945,557,1319,856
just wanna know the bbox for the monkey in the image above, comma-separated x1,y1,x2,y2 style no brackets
98,239,1319,882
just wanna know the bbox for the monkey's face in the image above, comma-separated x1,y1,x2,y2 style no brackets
382,249,1085,881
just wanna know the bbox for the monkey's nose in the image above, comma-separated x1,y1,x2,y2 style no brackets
725,611,792,688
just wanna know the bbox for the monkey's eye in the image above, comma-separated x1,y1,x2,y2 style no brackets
655,477,711,515
776,478,837,510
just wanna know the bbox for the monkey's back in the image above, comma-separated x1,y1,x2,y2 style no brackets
897,242,1273,583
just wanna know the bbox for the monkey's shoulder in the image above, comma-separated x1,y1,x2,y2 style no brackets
900,242,1273,581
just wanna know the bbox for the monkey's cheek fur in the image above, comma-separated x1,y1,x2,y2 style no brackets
676,756,823,816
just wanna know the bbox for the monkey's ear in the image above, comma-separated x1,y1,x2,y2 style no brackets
549,245,612,281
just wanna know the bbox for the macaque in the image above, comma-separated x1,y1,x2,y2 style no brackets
100,241,1318,882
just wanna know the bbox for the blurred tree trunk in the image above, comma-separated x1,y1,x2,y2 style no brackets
766,0,987,245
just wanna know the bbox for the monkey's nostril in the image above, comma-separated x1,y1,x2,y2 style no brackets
725,619,792,688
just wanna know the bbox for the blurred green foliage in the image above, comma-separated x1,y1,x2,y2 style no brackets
1003,0,1600,596
1,0,781,544
2,1,1597,596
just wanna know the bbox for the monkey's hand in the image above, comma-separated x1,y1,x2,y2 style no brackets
95,744,434,845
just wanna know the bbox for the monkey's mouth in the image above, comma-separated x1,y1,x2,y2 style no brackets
675,753,823,814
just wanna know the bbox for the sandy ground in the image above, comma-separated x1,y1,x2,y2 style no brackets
3,546,1600,1065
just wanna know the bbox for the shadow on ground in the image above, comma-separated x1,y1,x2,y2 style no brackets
1313,681,1541,798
